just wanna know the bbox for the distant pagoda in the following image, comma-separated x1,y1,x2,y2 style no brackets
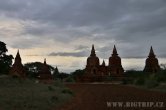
38,59,53,82
85,44,100,76
109,45,124,76
144,46,160,73
9,50,26,78
79,44,124,82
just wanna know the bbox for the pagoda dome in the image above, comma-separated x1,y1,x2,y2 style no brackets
144,46,160,73
109,45,121,65
87,56,100,66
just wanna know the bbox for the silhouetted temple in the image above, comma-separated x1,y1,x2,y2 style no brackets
38,59,53,82
144,46,160,73
109,45,124,76
80,45,124,82
9,50,26,78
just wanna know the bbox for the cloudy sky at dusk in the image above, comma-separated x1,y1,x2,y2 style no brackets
0,0,166,72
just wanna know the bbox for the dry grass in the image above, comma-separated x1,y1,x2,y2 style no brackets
0,75,73,110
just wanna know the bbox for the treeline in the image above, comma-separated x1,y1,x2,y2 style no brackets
124,68,166,89
0,41,13,74
1,40,166,86
0,41,70,81
24,62,70,81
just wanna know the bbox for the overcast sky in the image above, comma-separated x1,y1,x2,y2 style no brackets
0,0,166,72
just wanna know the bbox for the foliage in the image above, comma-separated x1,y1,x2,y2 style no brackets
155,70,166,82
124,70,146,85
52,66,60,80
57,72,69,81
124,69,166,90
71,69,85,80
160,63,166,70
62,88,74,95
65,75,75,82
0,41,13,74
24,62,56,79
134,77,145,85
0,75,72,110
145,78,159,88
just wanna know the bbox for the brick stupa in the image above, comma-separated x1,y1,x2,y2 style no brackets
38,59,53,82
109,45,124,76
144,46,160,73
9,50,26,78
80,44,124,82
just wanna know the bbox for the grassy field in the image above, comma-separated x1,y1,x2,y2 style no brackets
0,75,73,110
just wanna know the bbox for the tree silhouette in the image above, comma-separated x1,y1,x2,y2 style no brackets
24,62,55,78
0,41,13,74
52,66,59,80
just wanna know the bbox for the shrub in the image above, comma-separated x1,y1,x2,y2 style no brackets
48,86,55,91
134,77,145,86
145,79,159,88
65,76,75,82
156,70,166,83
62,88,73,95
121,77,134,85
51,96,58,101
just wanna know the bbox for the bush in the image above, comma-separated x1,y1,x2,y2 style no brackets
145,79,159,88
48,86,55,91
105,76,113,82
65,76,75,82
134,77,145,85
62,88,73,95
156,70,166,83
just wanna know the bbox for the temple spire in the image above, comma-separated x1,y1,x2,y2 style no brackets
148,46,155,57
9,50,26,78
17,49,19,55
15,49,21,63
102,60,105,66
90,44,96,56
44,58,47,65
112,45,118,56
16,49,21,58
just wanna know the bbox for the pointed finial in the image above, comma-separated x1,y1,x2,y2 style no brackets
90,44,96,56
16,49,20,56
148,46,155,57
112,45,118,55
16,49,21,59
44,58,46,65
102,60,105,66
92,44,94,50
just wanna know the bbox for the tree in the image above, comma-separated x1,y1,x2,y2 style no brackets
24,62,55,78
0,41,13,74
52,66,59,80
57,72,69,82
160,64,166,70
71,69,85,80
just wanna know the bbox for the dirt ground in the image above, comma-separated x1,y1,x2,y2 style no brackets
56,84,166,110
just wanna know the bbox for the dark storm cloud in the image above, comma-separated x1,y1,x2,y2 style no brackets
0,0,166,57
48,50,89,57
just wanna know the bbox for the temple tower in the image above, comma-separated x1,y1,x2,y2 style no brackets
100,60,108,76
85,44,100,75
144,46,160,73
109,45,124,76
9,50,26,78
38,59,53,81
